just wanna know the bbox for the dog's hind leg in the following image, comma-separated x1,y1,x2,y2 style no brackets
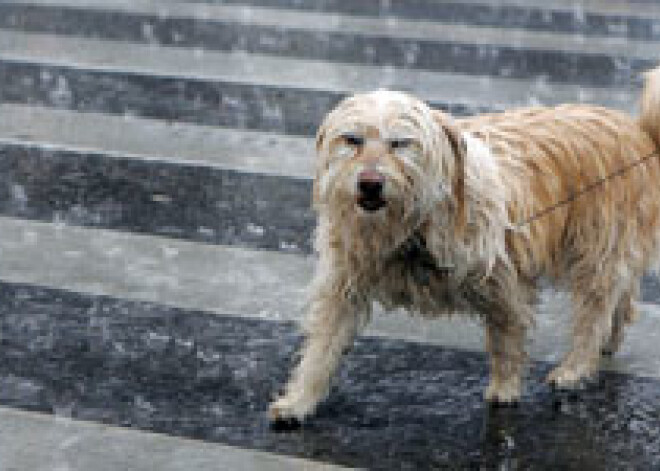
269,275,366,426
546,276,624,389
602,284,639,356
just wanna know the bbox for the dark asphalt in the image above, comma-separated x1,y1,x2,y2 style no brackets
1,282,659,470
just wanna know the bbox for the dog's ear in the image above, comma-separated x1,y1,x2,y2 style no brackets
315,126,327,153
433,111,467,234
312,127,327,207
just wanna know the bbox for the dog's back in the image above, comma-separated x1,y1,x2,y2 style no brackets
456,72,660,282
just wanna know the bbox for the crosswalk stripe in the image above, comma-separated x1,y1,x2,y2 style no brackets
0,215,311,323
0,138,316,253
190,0,660,38
0,215,658,378
0,103,315,178
414,0,660,18
0,406,353,471
0,29,639,112
8,0,660,21
3,0,660,58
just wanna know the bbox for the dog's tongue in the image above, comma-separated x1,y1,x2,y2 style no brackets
357,197,386,211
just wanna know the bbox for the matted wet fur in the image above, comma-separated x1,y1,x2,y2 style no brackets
269,66,660,425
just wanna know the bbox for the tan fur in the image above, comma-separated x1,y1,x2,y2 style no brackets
269,66,660,423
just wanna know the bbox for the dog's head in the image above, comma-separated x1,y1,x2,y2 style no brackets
314,90,467,234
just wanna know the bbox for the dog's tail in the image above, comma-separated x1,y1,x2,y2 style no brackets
639,65,660,149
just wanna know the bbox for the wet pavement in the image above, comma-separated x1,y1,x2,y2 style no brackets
1,282,659,470
0,0,660,470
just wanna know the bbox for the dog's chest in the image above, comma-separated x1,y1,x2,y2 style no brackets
375,235,488,315
391,235,452,286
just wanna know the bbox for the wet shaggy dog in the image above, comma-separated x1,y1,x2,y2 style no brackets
270,67,660,426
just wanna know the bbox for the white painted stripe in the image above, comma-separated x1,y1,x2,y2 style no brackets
9,0,660,23
0,29,639,113
0,407,353,471
0,104,315,178
0,216,658,378
428,0,660,20
0,215,312,323
5,0,660,58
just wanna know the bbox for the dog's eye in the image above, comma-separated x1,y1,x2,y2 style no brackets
390,138,413,150
342,134,365,147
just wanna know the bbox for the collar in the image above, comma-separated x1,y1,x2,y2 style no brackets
393,231,455,285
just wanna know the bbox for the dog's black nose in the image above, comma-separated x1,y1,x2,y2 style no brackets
358,179,383,197
357,170,385,197
357,170,386,211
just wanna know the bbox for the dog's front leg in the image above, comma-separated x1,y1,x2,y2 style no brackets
484,315,527,405
269,276,364,426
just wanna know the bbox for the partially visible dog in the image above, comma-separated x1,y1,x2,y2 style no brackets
270,66,660,426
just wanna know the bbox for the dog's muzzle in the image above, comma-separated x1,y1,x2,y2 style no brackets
357,169,386,211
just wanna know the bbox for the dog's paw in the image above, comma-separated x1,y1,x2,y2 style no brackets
485,380,520,407
600,345,617,357
601,337,623,357
546,365,590,391
268,399,303,431
269,415,301,431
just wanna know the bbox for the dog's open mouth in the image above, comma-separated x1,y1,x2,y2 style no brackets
357,197,387,211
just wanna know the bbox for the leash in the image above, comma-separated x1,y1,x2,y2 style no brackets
516,149,660,227
398,148,660,276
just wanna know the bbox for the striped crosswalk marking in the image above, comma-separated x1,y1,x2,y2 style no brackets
0,407,353,471
0,29,644,110
3,0,660,57
0,215,659,377
1,1,659,469
0,103,315,176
